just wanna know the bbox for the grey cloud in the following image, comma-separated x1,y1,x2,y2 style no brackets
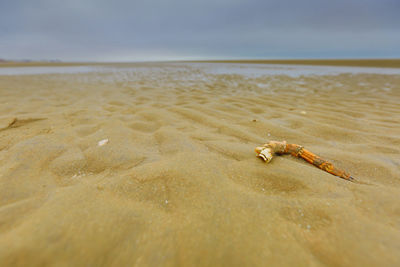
0,0,399,61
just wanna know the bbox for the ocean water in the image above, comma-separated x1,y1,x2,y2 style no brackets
1,63,400,77
0,66,100,75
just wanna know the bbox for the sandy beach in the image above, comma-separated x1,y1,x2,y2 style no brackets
0,62,399,266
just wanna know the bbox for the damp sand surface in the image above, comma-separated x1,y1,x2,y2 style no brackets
0,63,400,266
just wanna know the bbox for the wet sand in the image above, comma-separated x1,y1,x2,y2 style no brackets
0,63,399,266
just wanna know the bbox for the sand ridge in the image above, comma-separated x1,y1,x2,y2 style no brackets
0,63,399,266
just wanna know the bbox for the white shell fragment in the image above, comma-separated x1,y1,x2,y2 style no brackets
98,139,109,146
256,147,273,163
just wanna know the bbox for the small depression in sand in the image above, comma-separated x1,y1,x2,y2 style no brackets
0,62,399,266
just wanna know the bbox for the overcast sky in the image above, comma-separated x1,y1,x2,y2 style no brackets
0,0,399,61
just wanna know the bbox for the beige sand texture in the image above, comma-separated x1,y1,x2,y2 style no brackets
0,63,399,266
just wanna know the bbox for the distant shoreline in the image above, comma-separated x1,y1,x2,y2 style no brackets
1,59,400,68
0,62,95,68
186,59,400,68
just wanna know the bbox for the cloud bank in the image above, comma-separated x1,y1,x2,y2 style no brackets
1,0,399,61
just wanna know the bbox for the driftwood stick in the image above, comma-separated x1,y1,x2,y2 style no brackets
255,141,353,181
